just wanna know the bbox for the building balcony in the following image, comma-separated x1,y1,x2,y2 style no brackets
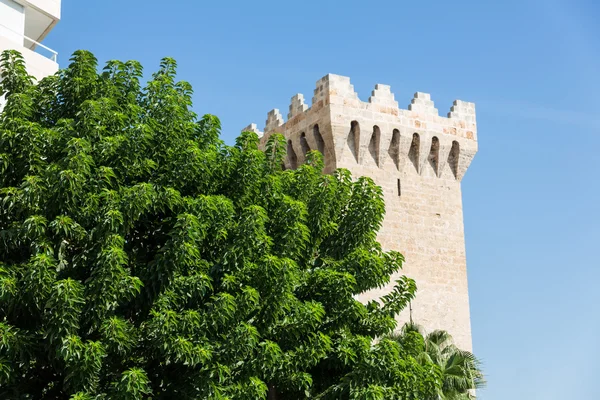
0,0,60,81
19,0,61,44
0,23,58,81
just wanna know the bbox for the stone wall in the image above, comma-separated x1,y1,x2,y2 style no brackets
245,74,477,350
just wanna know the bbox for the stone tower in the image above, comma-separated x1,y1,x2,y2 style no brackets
243,74,477,350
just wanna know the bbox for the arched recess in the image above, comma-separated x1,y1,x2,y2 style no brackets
428,136,440,175
388,129,400,170
448,140,460,178
300,132,310,158
347,121,360,162
313,124,325,154
368,125,381,167
288,139,298,169
313,124,327,165
408,133,420,172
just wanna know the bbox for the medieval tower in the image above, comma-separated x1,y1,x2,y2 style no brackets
244,74,477,350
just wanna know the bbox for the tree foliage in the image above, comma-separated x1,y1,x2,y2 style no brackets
0,49,445,399
389,324,486,400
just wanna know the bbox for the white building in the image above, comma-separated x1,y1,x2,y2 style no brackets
0,0,61,81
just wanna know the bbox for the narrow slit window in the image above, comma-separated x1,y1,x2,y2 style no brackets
397,178,401,196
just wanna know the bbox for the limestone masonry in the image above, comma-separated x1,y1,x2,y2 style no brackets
243,74,477,350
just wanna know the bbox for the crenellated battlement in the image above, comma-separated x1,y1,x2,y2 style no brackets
243,73,477,181
242,74,479,350
288,93,308,120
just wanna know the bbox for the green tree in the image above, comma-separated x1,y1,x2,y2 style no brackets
0,49,444,399
389,323,486,400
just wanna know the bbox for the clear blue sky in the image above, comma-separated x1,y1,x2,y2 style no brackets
46,1,600,398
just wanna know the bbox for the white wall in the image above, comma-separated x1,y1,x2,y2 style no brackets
0,0,25,45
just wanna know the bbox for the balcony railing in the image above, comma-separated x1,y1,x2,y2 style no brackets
0,23,57,63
